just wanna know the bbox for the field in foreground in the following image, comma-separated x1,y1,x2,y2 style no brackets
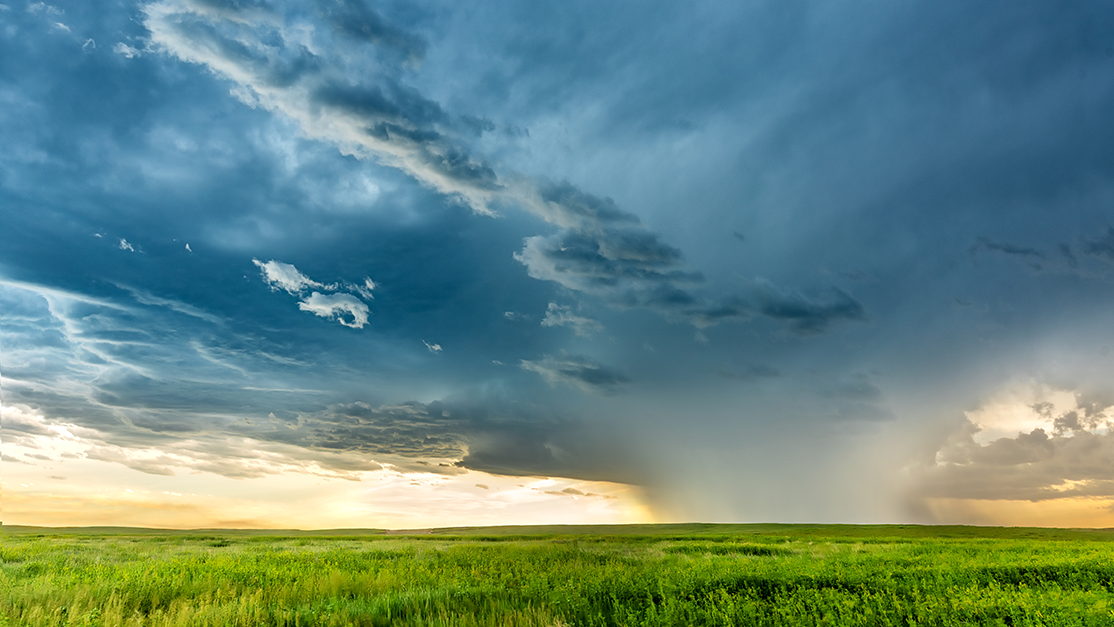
3,523,1114,626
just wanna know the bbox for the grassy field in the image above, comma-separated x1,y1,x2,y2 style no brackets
4,523,1114,626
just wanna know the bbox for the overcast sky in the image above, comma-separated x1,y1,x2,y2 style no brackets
4,0,1114,529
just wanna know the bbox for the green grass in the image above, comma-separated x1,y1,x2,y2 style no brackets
4,524,1114,626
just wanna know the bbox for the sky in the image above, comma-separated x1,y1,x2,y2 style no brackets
3,0,1114,530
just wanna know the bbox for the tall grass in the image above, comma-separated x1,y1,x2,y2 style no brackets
3,530,1114,626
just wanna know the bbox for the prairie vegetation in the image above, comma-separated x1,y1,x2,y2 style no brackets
3,523,1114,626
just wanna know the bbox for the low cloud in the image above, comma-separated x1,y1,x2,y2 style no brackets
542,486,617,499
298,292,370,328
520,354,630,395
84,446,178,476
0,279,637,487
913,394,1114,502
750,280,866,335
250,398,619,480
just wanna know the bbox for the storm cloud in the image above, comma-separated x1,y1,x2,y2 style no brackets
4,0,1114,527
142,0,866,334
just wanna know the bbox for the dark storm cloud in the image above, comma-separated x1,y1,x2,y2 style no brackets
751,281,866,336
270,401,471,459
142,0,866,335
6,0,1114,525
515,229,701,308
227,396,636,481
315,0,425,61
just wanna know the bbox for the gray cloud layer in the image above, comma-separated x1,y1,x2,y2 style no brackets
143,0,865,335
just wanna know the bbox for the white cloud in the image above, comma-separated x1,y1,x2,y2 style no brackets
50,21,69,32
113,42,143,58
252,258,327,294
253,259,376,327
298,292,369,328
81,38,95,53
350,277,376,300
184,243,192,252
27,2,62,15
118,238,135,252
541,303,603,337
422,340,442,353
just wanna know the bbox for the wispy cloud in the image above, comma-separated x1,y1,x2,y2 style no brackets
113,42,143,58
541,303,602,337
119,285,223,324
520,354,630,395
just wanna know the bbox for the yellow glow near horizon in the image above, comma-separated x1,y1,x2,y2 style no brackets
1,404,653,529
922,497,1114,528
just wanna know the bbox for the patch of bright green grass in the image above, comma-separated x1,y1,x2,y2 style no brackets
3,524,1114,626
